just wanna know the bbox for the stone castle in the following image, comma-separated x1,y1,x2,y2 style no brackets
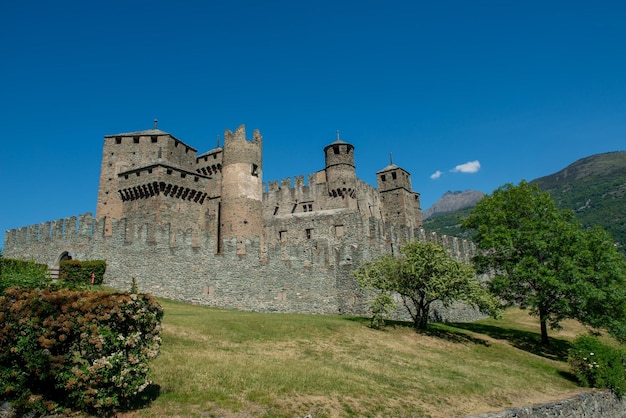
4,123,478,318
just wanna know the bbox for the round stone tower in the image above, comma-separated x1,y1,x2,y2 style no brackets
323,133,357,200
219,125,263,251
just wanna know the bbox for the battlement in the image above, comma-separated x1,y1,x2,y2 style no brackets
4,122,477,319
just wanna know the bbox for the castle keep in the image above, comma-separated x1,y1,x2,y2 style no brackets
4,124,477,317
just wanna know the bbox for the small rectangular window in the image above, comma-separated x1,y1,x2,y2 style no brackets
251,164,259,177
333,146,340,154
167,169,173,175
133,136,140,143
392,172,397,180
381,174,386,182
151,136,158,143
115,137,122,144
181,173,186,178
305,228,313,239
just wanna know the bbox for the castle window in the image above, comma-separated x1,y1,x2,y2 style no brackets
307,203,313,211
273,206,279,215
133,136,140,143
115,137,122,144
174,141,179,147
194,176,199,182
204,156,208,161
148,169,153,174
124,175,128,179
181,173,186,178
305,228,313,239
136,172,140,177
333,146,340,154
392,172,397,180
303,204,308,212
335,225,344,238
279,230,287,242
151,136,158,143
167,169,172,175
185,147,189,153
251,164,259,177
381,175,386,182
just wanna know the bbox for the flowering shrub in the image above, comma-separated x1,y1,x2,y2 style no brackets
568,334,626,397
0,287,163,415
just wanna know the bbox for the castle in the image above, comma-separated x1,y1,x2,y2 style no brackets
4,124,478,319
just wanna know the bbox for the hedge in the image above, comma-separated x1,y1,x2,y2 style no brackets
0,287,163,415
60,259,106,285
0,258,49,293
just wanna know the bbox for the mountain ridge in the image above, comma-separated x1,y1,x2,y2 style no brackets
422,151,626,253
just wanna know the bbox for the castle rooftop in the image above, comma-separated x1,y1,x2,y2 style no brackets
376,163,401,173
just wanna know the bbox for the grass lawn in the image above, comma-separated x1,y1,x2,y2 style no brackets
121,300,591,418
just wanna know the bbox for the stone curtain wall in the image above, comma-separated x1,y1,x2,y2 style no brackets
4,212,477,319
468,390,626,418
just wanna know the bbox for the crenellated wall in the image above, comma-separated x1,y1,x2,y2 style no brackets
4,212,478,319
4,123,482,321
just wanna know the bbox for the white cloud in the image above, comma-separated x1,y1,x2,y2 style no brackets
450,160,481,174
430,170,443,180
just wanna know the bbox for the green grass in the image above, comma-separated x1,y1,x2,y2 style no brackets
122,301,592,418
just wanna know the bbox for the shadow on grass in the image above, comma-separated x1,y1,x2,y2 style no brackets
119,383,161,413
345,315,574,360
449,322,573,361
344,316,490,346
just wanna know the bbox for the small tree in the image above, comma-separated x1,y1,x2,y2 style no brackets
354,241,500,330
462,181,626,344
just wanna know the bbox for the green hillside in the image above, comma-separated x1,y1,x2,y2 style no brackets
423,151,626,254
531,151,626,253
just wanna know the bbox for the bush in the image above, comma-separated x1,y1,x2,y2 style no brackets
60,259,106,286
0,287,163,415
0,258,50,293
568,334,626,397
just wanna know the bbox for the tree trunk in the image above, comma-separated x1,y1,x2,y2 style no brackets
415,302,429,330
539,306,549,345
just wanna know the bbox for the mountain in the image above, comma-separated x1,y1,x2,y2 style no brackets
422,151,626,254
422,190,485,220
531,151,626,252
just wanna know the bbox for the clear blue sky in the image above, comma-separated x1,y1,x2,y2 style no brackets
1,0,625,249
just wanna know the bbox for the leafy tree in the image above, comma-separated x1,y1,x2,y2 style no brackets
462,181,626,344
354,241,500,330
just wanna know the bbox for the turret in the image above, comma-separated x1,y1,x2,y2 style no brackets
376,157,422,228
219,125,263,252
323,133,357,201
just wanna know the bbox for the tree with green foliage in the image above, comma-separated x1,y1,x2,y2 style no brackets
354,241,500,330
462,181,626,344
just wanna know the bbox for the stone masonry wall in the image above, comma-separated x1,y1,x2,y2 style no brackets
468,390,626,418
4,212,480,321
